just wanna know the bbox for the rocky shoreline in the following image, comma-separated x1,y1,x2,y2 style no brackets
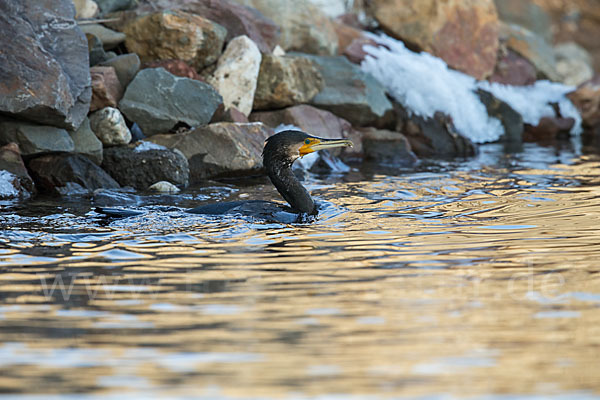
1,0,600,200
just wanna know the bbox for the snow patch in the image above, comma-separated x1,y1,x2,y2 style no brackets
361,33,582,143
134,141,167,153
0,171,19,198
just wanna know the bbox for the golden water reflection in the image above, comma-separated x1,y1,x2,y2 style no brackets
1,146,600,398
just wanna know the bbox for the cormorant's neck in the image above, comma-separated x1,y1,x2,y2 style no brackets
265,158,316,215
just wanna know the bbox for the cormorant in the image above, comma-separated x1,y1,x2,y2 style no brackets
97,130,353,219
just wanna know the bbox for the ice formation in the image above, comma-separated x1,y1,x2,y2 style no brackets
134,141,168,153
361,33,582,143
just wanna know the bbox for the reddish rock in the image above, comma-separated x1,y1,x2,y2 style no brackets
489,48,537,86
344,36,381,64
333,21,363,56
367,0,499,79
332,20,380,64
568,76,600,129
90,66,124,112
524,117,575,141
142,59,203,81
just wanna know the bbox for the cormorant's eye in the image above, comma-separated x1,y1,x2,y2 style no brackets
304,139,311,145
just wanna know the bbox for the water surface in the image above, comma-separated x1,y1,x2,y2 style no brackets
1,142,600,399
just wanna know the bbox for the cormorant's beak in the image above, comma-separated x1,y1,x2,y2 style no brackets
299,137,353,157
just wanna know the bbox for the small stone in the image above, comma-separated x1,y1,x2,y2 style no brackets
89,107,132,146
361,128,418,167
69,117,104,165
148,181,180,193
80,24,126,50
119,68,223,135
0,120,74,156
90,66,124,111
98,53,141,87
209,36,262,116
123,10,227,70
74,0,99,19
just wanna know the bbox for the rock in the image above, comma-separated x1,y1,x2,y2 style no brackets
555,42,594,87
80,24,126,50
361,128,418,167
121,0,280,54
208,36,261,116
568,76,600,129
296,54,394,127
499,22,560,81
210,104,250,123
90,66,124,111
306,0,349,18
148,181,180,193
253,54,323,110
524,117,575,141
74,0,99,19
102,143,189,189
489,48,537,86
333,20,364,56
98,53,140,87
69,117,104,165
234,0,339,55
149,122,273,181
95,0,136,14
0,120,74,156
27,153,120,195
123,10,227,70
249,104,361,156
396,106,476,158
87,33,109,66
119,68,223,135
0,143,35,196
493,0,553,42
89,107,132,146
367,0,499,80
477,89,523,142
0,0,91,130
343,36,381,64
142,59,202,81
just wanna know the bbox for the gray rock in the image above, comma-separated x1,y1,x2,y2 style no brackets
0,142,35,197
555,42,594,87
95,0,136,14
69,117,104,165
102,144,189,189
494,0,553,43
0,0,91,130
98,53,141,87
477,89,523,143
87,33,109,66
149,122,273,181
361,128,418,167
295,54,394,127
89,107,132,146
80,24,126,50
27,153,120,195
0,120,74,156
119,68,223,136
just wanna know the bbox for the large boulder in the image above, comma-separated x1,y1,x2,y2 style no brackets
28,153,120,195
149,122,273,181
118,0,280,54
233,0,339,55
295,54,393,127
119,68,223,135
0,0,91,130
253,55,323,110
0,120,74,156
102,142,189,189
123,10,227,70
367,0,499,80
0,143,35,197
208,36,261,117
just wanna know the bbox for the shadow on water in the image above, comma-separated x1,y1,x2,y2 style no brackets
1,140,600,398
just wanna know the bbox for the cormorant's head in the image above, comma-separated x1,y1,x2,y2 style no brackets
263,130,353,168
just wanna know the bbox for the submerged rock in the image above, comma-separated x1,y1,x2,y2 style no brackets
102,143,189,189
361,128,418,167
119,68,222,135
149,122,273,181
253,54,323,110
209,36,262,116
28,153,120,195
0,143,35,197
0,120,74,156
89,107,132,146
0,0,91,130
367,0,499,80
123,10,227,70
69,117,104,165
90,66,124,111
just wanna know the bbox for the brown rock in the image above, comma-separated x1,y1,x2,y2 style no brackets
524,116,575,141
343,36,381,64
489,48,537,86
210,104,250,123
90,66,124,111
367,0,499,79
253,55,323,110
333,21,364,56
0,142,35,195
123,10,227,70
142,59,203,81
568,76,600,129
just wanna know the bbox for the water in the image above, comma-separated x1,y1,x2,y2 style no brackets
1,142,600,399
